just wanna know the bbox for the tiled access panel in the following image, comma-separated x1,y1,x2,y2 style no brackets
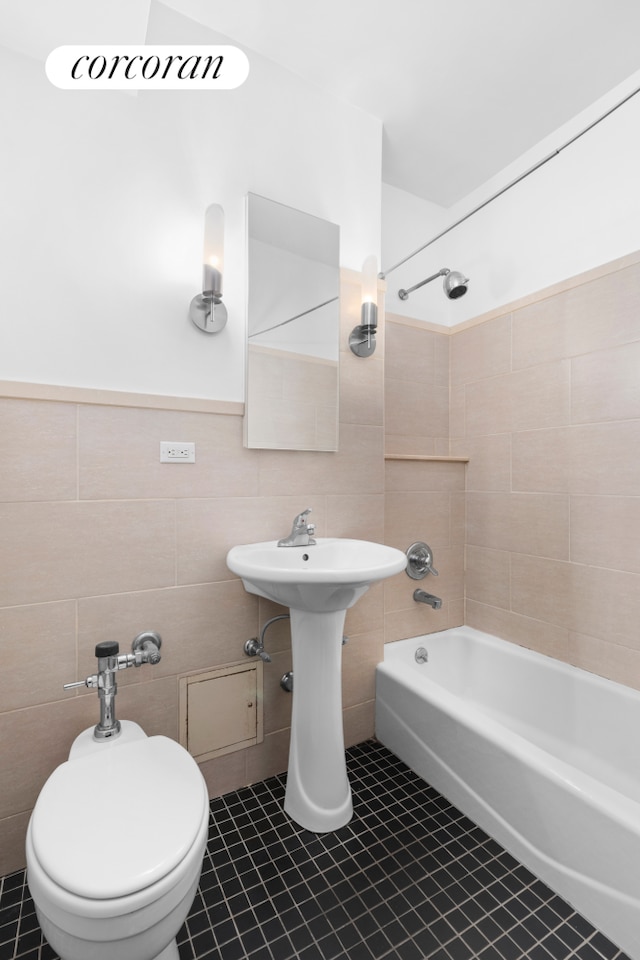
1,741,631,960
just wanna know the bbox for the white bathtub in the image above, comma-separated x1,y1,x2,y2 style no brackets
375,626,640,959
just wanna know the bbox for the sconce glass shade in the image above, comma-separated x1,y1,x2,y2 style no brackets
202,204,224,296
190,203,228,333
361,254,378,307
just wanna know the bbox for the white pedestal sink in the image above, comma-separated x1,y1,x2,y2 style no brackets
226,538,407,832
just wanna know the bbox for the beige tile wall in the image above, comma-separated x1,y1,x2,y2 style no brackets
385,317,450,457
383,318,465,639
0,272,385,875
451,258,640,685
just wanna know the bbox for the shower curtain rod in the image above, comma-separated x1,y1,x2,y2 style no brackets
380,83,640,279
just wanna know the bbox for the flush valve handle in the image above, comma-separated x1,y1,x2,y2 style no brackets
63,678,94,690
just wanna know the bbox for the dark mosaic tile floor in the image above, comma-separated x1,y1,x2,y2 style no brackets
0,740,631,960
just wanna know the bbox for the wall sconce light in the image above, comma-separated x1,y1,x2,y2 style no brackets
349,255,378,357
190,204,228,334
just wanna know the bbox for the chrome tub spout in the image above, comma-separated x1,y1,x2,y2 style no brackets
414,589,442,610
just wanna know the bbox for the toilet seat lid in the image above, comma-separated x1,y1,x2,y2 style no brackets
31,736,207,900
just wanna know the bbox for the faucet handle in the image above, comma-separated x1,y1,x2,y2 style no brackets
406,541,439,579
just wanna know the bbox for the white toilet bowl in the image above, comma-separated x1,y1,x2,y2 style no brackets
26,721,209,960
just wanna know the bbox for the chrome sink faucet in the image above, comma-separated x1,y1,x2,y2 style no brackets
278,508,317,547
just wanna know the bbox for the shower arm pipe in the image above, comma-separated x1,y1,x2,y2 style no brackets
379,83,640,280
398,267,448,298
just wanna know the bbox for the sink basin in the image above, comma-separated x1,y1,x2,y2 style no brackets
227,536,407,833
226,538,407,613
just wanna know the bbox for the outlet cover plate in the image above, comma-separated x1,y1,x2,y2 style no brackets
160,441,195,463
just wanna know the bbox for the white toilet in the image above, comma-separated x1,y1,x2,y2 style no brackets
26,720,209,960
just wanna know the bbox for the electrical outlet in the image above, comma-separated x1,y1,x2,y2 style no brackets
160,441,196,463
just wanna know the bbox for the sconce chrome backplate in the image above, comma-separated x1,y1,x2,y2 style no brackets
349,325,377,358
190,294,228,334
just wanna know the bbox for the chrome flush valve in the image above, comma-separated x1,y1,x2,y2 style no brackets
63,631,162,741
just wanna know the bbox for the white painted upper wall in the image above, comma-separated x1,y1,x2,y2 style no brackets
0,2,381,401
383,70,640,327
3,0,640,398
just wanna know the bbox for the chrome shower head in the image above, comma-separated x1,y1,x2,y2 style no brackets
443,270,469,299
398,267,470,302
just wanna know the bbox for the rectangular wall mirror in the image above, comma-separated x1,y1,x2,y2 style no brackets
244,193,340,451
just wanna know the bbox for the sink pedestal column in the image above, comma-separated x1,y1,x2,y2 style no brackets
284,608,353,833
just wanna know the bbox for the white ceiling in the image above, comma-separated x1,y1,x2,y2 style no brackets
161,0,640,205
3,0,640,206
